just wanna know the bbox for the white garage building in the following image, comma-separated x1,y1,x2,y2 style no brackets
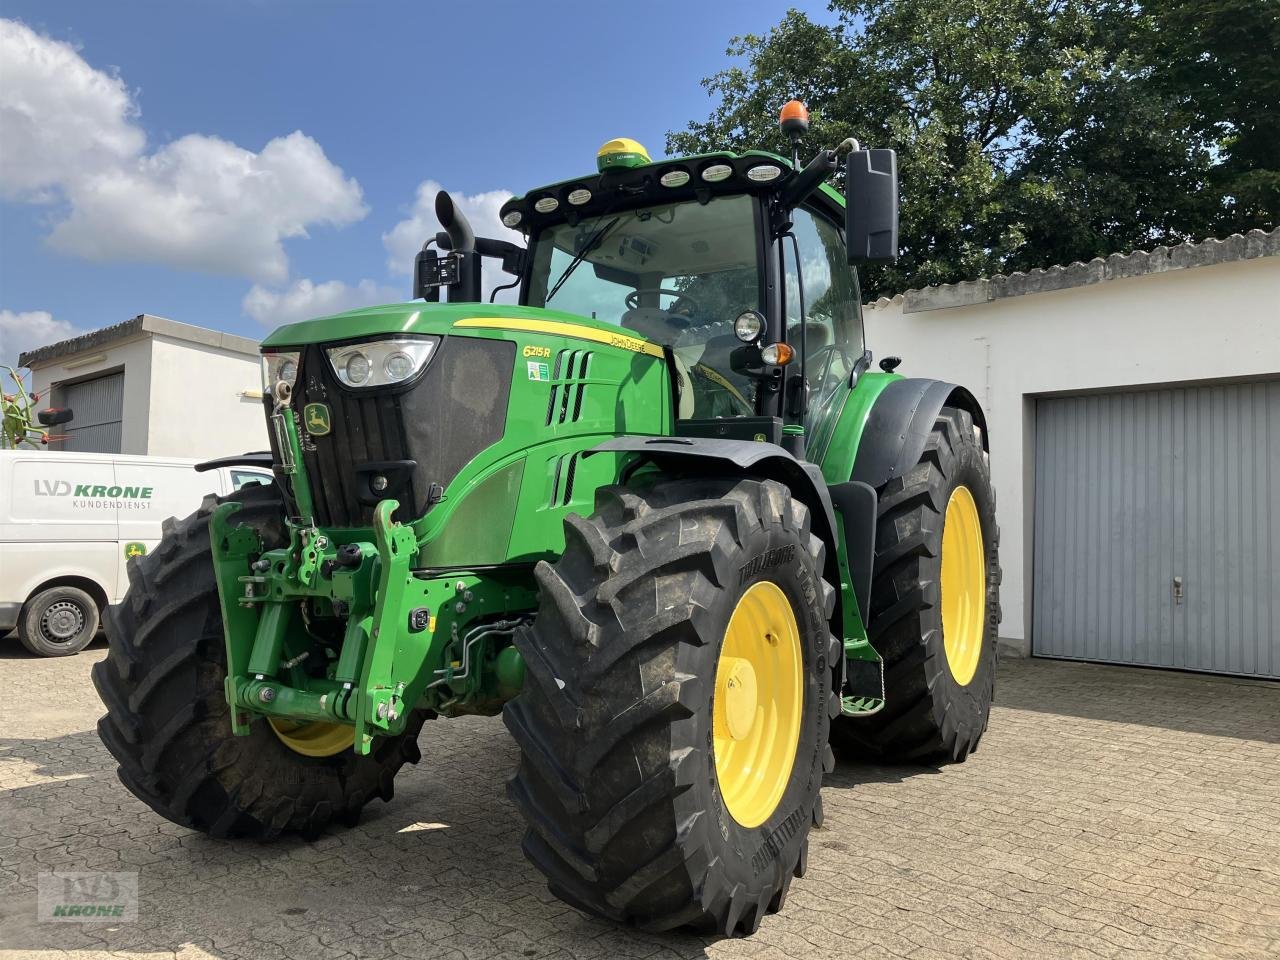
18,314,267,460
865,228,1280,679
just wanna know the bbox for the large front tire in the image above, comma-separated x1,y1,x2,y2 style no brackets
830,404,1001,763
505,477,838,935
93,483,425,839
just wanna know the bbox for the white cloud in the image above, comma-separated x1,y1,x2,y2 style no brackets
383,180,522,301
243,278,403,327
0,20,143,200
1,309,86,370
0,19,366,281
49,131,367,282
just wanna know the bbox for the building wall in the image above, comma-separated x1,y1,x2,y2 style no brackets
28,327,266,459
145,336,266,458
863,254,1280,650
32,336,154,455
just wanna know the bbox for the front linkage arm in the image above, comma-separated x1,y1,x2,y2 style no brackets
210,498,415,755
208,493,535,754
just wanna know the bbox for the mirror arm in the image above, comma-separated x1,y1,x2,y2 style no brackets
781,149,839,208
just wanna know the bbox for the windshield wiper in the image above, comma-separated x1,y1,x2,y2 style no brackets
545,215,622,304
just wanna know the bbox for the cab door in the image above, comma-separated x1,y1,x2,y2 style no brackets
780,205,866,461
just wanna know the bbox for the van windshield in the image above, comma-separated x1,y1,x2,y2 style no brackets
525,195,760,417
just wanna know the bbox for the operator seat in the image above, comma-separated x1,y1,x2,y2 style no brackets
787,321,832,352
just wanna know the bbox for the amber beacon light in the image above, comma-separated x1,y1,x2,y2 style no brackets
779,99,810,135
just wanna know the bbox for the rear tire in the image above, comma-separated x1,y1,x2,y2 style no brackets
18,585,100,657
505,477,838,935
830,405,1001,764
93,483,425,839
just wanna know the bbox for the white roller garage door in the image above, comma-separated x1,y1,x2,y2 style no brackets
1032,379,1280,678
60,372,124,454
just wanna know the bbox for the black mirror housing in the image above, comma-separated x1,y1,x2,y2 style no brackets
38,407,74,426
846,149,899,263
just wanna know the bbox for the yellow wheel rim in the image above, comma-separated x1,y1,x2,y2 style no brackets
268,718,355,758
940,485,986,686
713,580,803,828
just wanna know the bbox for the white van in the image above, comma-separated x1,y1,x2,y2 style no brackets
0,450,272,656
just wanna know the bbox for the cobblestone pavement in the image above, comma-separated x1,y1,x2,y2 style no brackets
1,641,1277,960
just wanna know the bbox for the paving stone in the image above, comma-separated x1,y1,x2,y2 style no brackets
1,648,1277,959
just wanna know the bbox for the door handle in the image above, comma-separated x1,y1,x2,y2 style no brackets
1172,576,1184,605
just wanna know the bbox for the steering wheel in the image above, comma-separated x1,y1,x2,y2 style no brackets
624,287,700,317
805,343,855,396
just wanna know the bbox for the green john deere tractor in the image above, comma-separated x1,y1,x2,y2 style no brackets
95,102,1000,936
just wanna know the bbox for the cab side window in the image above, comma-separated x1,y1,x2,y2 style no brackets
783,207,865,423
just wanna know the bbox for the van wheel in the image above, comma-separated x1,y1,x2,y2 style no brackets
18,586,100,657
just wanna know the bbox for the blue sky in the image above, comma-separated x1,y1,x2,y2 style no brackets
0,0,835,368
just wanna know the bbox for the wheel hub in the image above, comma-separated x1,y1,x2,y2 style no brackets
712,580,803,828
267,718,356,757
42,601,84,642
718,656,759,741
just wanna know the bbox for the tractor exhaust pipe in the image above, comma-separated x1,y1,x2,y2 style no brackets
428,190,481,302
435,191,475,254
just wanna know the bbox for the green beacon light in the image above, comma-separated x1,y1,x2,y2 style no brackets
596,137,651,171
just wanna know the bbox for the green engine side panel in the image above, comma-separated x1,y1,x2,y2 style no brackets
414,324,670,568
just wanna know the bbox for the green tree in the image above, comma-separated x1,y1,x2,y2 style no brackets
1136,0,1280,232
669,0,1276,297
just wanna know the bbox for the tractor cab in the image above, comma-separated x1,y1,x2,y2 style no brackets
416,112,899,456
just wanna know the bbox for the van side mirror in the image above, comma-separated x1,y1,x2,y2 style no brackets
38,407,74,427
846,148,898,263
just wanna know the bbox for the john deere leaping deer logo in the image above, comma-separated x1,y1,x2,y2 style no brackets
303,403,331,436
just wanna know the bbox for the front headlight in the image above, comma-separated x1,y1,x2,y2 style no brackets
326,337,439,388
261,351,300,397
734,310,765,342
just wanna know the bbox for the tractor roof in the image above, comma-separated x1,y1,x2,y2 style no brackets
502,150,845,235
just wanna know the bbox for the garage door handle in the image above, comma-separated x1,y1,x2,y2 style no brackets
1172,576,1184,605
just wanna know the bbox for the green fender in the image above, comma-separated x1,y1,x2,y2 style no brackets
814,372,990,644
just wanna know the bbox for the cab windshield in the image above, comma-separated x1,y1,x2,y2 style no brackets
525,195,760,418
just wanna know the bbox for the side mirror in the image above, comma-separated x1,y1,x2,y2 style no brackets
38,407,74,427
846,149,898,263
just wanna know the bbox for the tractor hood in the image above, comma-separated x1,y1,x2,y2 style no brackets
260,301,659,355
257,297,672,538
